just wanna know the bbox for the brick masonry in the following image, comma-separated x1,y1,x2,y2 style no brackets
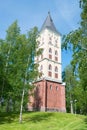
28,79,66,112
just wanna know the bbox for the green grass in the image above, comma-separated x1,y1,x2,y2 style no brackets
0,112,87,130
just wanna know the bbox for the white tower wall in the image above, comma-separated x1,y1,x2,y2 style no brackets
37,29,62,83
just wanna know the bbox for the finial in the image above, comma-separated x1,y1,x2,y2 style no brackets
48,11,50,15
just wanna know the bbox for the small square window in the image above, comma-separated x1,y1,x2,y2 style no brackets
55,73,58,78
49,54,52,59
49,37,52,40
49,41,52,44
48,71,52,77
55,57,58,61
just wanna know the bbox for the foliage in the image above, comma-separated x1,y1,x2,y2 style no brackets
62,65,77,113
62,0,87,114
0,21,41,113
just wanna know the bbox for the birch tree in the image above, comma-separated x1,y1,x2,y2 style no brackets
62,0,87,114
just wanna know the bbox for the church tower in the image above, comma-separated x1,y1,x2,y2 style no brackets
28,12,66,112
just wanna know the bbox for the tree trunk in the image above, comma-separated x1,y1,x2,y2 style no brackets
70,94,73,114
19,88,25,123
6,100,9,112
19,57,29,123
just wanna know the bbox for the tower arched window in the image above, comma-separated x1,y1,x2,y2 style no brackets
55,66,58,72
49,48,52,59
49,48,52,53
49,64,52,71
55,50,58,61
49,37,52,40
48,64,52,77
55,50,58,56
55,66,58,78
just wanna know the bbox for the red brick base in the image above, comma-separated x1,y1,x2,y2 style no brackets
28,79,66,112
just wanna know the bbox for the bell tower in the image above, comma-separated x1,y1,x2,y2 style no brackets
37,11,62,82
28,12,66,112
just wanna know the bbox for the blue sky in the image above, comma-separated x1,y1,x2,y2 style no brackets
0,0,81,70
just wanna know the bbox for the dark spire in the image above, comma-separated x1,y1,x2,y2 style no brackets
40,12,59,34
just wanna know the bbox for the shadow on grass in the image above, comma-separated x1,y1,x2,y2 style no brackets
25,112,54,123
78,117,87,130
0,112,54,124
84,117,87,124
0,112,19,124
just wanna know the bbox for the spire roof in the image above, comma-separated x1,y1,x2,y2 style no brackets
40,12,60,34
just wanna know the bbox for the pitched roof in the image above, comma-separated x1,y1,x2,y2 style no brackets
40,12,60,35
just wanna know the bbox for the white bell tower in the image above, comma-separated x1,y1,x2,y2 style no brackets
28,12,66,112
37,12,62,83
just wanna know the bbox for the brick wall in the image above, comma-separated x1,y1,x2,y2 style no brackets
28,79,66,112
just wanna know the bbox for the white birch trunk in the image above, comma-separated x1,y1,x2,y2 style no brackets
19,88,25,123
19,57,29,123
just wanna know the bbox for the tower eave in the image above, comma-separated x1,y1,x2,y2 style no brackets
39,28,62,36
35,77,62,84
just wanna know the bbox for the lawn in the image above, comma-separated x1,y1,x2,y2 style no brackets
0,112,87,130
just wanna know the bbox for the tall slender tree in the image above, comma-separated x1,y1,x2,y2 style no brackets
62,65,77,113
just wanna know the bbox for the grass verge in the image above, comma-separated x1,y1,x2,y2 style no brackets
0,112,87,130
